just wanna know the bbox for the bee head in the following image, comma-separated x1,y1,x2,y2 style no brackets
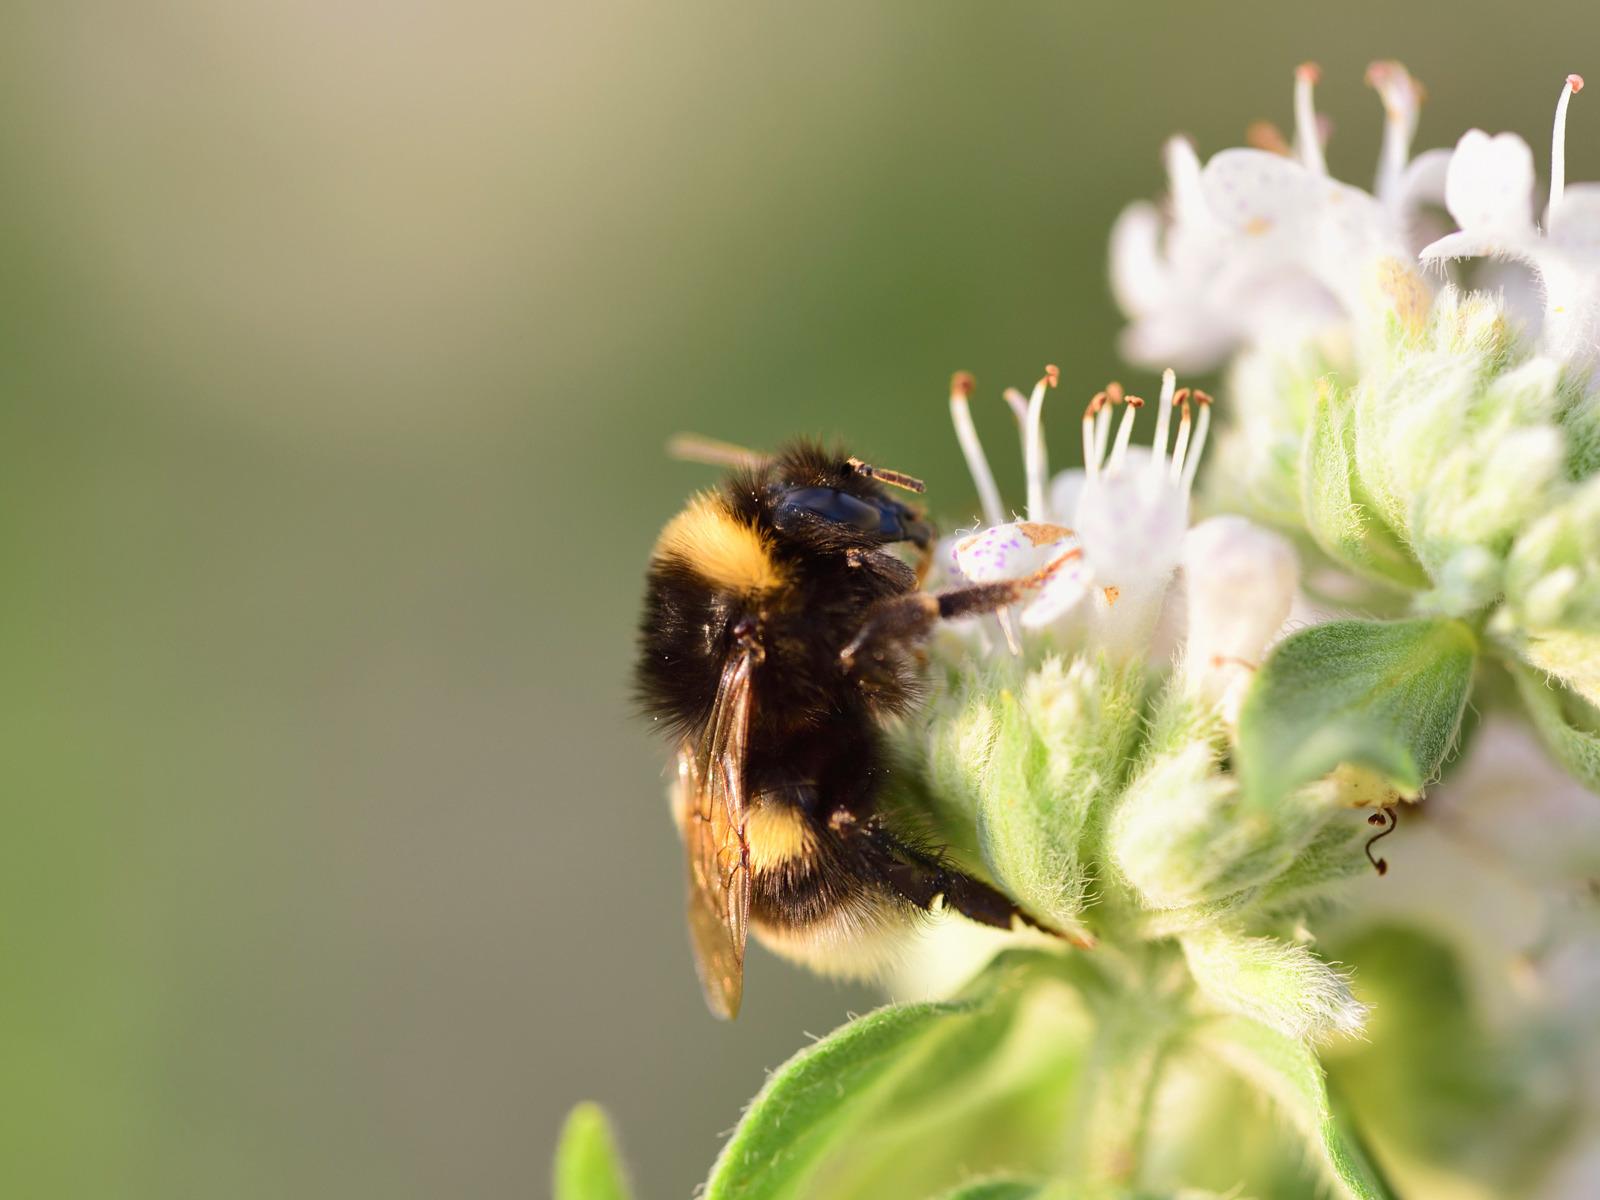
745,442,932,556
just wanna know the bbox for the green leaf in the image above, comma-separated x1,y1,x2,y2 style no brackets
1237,617,1476,808
704,951,1063,1200
927,1179,1047,1200
553,1103,633,1200
1511,661,1600,790
1192,1017,1395,1200
1325,925,1580,1190
1301,383,1429,591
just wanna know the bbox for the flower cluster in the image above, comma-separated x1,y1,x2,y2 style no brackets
562,60,1600,1200
885,366,1373,1047
1102,61,1600,1200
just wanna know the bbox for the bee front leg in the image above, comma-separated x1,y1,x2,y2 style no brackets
838,579,1032,674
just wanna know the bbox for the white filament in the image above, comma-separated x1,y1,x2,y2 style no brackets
1110,401,1139,472
1181,403,1211,494
950,388,1005,527
1024,376,1051,521
1295,64,1327,176
1550,74,1583,234
1149,369,1176,476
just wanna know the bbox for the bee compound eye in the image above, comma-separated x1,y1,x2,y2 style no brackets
774,487,917,541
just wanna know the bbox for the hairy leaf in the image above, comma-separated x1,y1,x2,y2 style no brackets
1512,661,1600,790
703,951,1068,1200
1191,1017,1395,1199
1237,617,1476,808
1301,384,1429,591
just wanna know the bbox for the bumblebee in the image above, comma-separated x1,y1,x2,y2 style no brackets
636,440,1061,1018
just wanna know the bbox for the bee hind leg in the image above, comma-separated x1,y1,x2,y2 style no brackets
840,815,1090,947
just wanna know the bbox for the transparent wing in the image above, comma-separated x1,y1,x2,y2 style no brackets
675,649,756,1019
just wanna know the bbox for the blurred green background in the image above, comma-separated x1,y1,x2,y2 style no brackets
2,2,1597,1196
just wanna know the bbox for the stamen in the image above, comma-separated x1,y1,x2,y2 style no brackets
1002,387,1029,427
948,372,1005,527
1001,386,1031,514
1170,395,1193,482
1083,393,1101,482
1294,62,1327,176
1367,60,1422,206
1180,390,1212,494
1093,388,1113,475
1109,393,1143,472
1551,74,1584,232
1150,369,1176,475
1024,365,1058,521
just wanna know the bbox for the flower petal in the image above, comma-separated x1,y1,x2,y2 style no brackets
1108,201,1170,316
1020,556,1093,627
1548,182,1600,261
1443,129,1537,235
951,522,1076,584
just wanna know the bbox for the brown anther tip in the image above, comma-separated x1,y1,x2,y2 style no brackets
1245,120,1292,156
1125,395,1145,408
1043,364,1060,387
1297,61,1321,84
1374,859,1389,876
1104,381,1123,404
951,371,976,398
1172,387,1190,407
1367,812,1387,826
1193,389,1213,406
1087,391,1106,416
1570,74,1586,94
1365,60,1404,89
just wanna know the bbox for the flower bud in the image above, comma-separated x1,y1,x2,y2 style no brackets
1181,516,1298,723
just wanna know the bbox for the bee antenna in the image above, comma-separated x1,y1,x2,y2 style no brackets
666,433,771,470
848,457,927,494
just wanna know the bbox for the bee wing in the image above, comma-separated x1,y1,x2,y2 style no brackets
676,648,757,1020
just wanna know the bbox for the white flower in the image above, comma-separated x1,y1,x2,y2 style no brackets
947,369,1210,660
1180,516,1299,724
1112,63,1443,372
1420,75,1600,375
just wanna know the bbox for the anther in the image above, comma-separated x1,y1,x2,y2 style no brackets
1246,120,1292,156
1172,386,1191,407
1104,380,1123,405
